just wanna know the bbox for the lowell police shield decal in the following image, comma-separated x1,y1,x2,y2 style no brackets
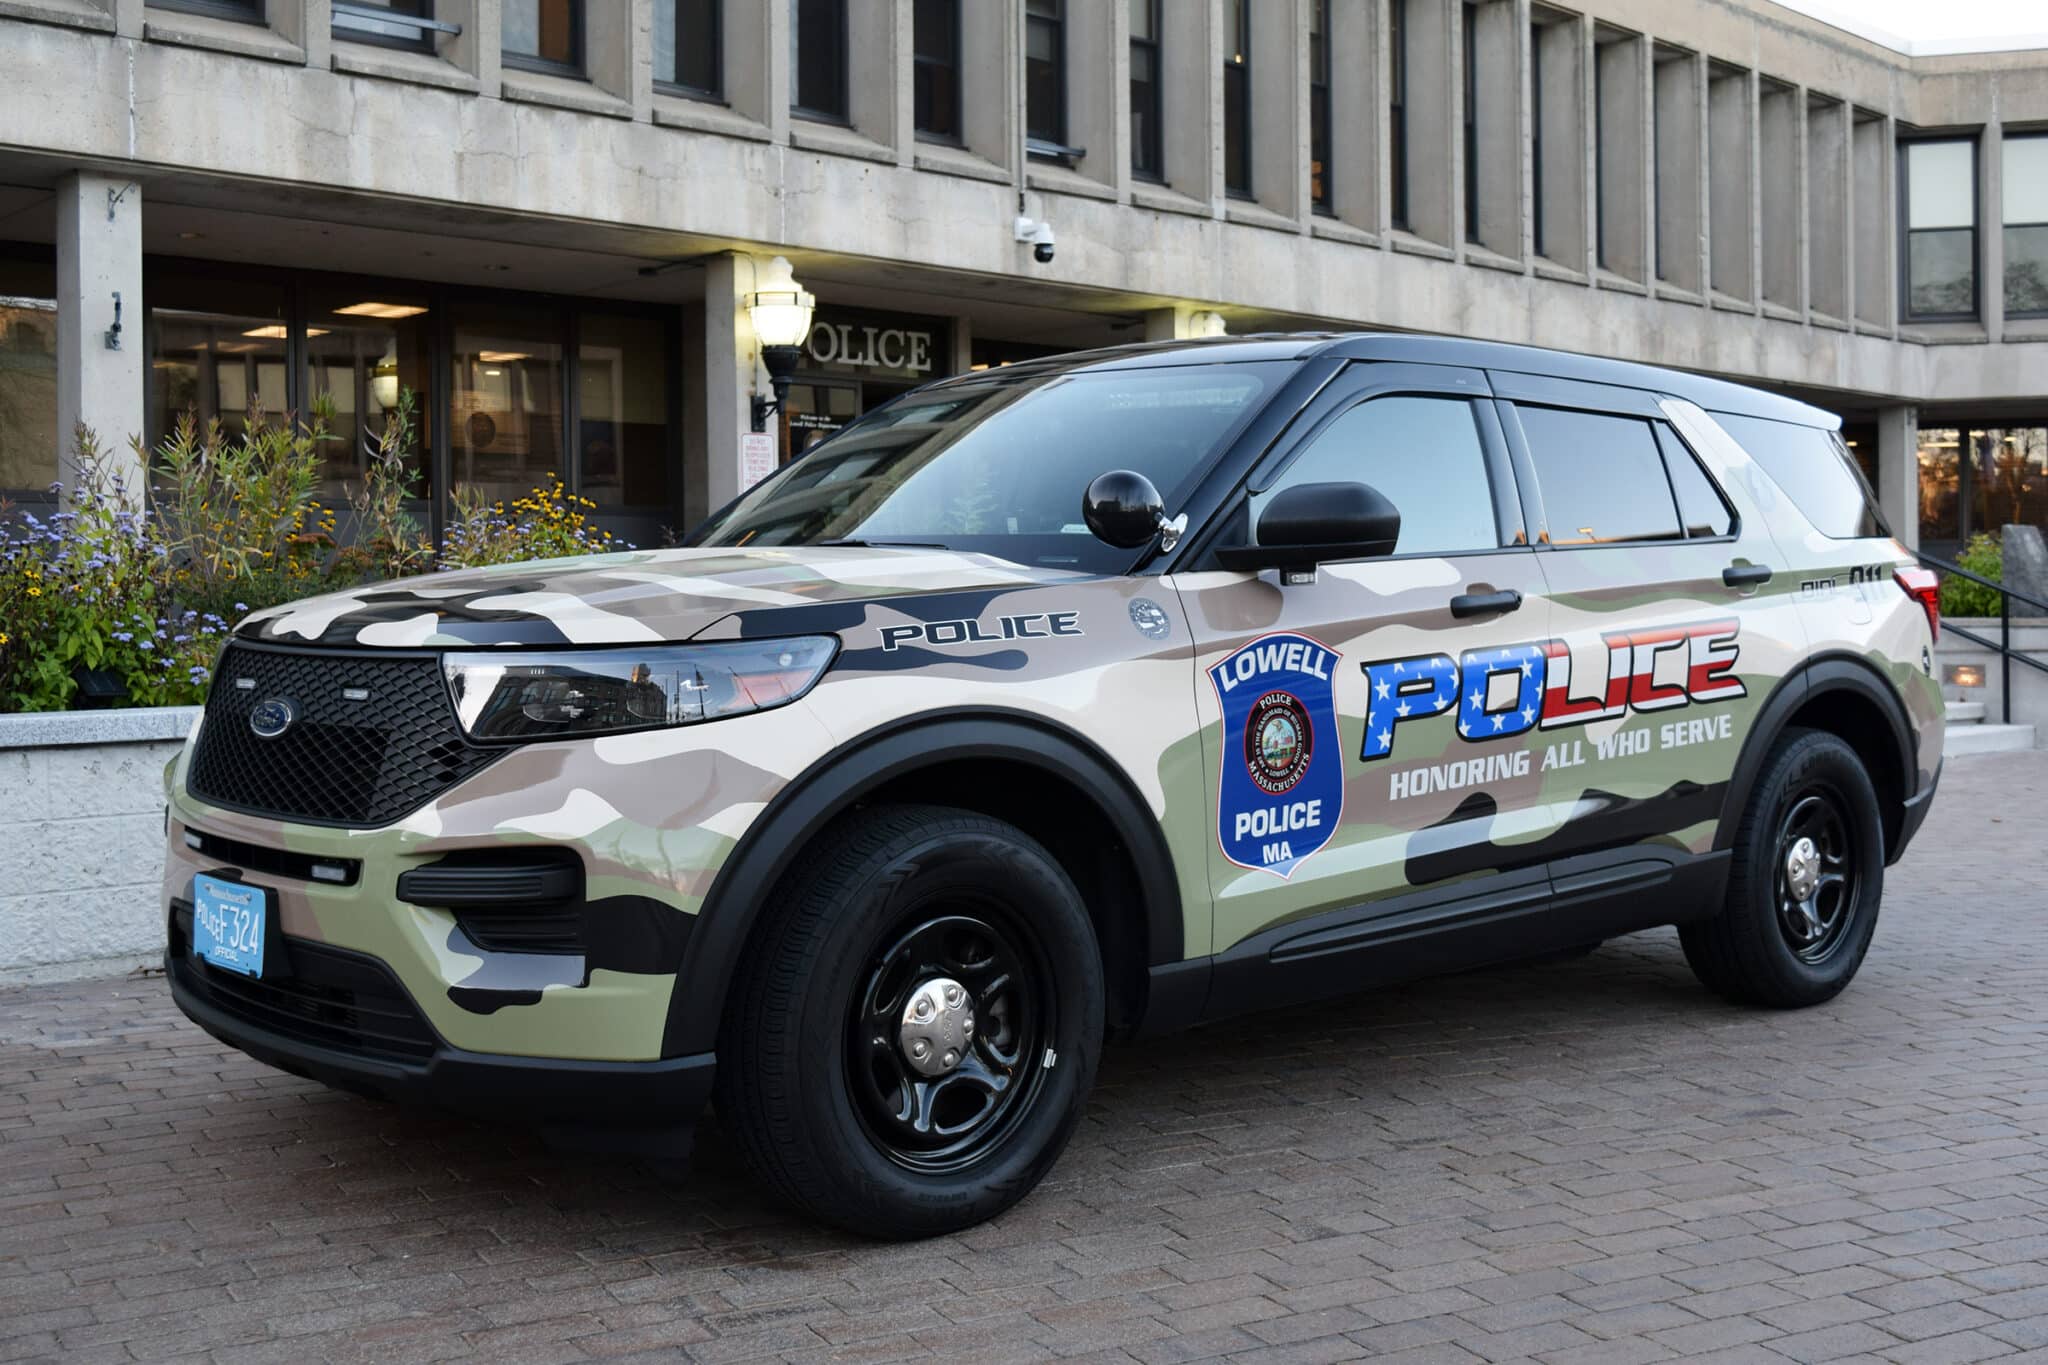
1207,631,1345,879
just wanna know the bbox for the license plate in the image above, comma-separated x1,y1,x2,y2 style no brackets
192,873,267,978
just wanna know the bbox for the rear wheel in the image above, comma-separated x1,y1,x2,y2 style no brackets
1681,730,1884,1007
717,805,1103,1238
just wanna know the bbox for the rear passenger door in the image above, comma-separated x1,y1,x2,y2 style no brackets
1492,373,1805,888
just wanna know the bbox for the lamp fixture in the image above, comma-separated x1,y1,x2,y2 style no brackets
370,345,400,410
746,255,816,434
334,301,428,320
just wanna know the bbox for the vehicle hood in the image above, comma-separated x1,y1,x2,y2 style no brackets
236,546,1089,649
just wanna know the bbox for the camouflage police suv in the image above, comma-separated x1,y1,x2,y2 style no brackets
164,334,1943,1237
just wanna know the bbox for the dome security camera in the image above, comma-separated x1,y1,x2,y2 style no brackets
1013,215,1057,265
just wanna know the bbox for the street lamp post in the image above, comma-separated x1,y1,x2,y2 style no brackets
746,256,816,435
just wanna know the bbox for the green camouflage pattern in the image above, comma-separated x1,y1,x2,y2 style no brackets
164,399,1940,1063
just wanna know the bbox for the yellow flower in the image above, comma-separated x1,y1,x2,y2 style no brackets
0,632,8,645
26,586,40,598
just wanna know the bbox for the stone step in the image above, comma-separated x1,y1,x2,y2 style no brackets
1945,722,2037,757
1945,700,1987,724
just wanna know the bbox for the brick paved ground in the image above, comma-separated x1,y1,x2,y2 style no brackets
6,751,2048,1364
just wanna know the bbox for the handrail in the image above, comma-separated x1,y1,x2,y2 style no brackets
1914,549,2048,615
1915,548,2048,725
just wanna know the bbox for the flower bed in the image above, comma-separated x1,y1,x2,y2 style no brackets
1,394,623,713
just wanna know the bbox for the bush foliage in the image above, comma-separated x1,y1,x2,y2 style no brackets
1939,532,2005,618
0,394,629,712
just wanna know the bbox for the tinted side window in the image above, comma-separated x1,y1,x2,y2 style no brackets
1516,405,1682,545
1656,425,1734,537
1254,395,1500,555
1713,413,1887,539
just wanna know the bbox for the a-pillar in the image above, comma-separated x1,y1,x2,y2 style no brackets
55,171,145,498
1876,404,1919,549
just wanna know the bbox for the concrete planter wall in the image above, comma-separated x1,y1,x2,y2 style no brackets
1936,619,2048,738
0,707,198,983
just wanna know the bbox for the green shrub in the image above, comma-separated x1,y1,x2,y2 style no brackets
2,393,633,712
1939,532,2004,617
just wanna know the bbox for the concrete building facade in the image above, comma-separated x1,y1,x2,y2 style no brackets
0,0,2044,555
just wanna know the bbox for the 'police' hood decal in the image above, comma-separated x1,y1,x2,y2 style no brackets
1208,631,1345,880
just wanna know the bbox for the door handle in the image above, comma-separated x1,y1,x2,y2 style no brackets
1449,588,1523,618
1722,563,1773,588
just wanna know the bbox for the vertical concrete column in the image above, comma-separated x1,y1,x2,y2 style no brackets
1981,119,2005,340
949,316,974,376
1877,405,1920,550
1142,306,1195,342
699,254,756,514
55,172,144,498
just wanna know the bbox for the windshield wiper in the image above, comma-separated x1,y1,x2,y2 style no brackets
815,538,948,549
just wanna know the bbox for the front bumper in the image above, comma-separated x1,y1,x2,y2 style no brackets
167,938,716,1148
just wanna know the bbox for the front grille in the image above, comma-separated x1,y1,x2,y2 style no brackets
189,642,499,827
173,904,439,1062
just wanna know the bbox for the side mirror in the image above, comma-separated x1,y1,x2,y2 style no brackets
1083,470,1170,549
1215,481,1401,570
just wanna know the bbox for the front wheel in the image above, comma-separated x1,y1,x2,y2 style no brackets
1681,730,1885,1007
717,805,1103,1238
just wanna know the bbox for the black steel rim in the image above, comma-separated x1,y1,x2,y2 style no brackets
846,907,1052,1174
1774,783,1859,965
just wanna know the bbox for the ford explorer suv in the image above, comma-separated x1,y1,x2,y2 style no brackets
163,333,1943,1238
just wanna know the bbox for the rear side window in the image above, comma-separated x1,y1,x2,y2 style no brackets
1255,395,1501,555
1516,405,1682,545
1656,427,1734,537
1713,413,1887,539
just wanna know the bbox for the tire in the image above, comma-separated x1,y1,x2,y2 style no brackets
716,804,1104,1238
1681,729,1885,1008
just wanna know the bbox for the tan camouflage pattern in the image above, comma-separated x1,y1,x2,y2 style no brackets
164,404,1940,1063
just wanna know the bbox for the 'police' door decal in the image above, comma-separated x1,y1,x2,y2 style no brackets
1208,632,1345,879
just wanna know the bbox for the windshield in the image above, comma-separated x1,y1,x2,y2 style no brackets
690,362,1283,571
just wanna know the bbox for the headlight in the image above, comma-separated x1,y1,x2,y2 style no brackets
442,637,838,742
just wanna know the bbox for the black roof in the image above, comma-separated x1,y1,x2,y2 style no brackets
946,331,1838,429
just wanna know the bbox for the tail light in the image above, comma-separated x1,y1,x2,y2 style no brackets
1895,566,1941,643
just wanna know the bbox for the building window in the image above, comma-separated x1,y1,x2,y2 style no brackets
1389,0,1408,230
792,0,848,120
1222,0,1251,197
503,0,583,75
450,303,565,507
1130,0,1163,181
1309,0,1331,212
912,0,960,142
0,257,58,498
1901,136,1978,321
579,313,672,513
147,275,291,453
150,0,264,23
305,290,433,503
1462,3,1479,242
1025,0,1071,158
2005,133,2048,318
332,1,453,53
1529,15,1543,256
1912,425,2048,560
655,0,721,98
1593,44,1605,267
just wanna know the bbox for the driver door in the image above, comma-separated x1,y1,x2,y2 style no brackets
1170,364,1560,999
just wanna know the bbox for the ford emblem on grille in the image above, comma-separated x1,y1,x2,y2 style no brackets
249,697,299,739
